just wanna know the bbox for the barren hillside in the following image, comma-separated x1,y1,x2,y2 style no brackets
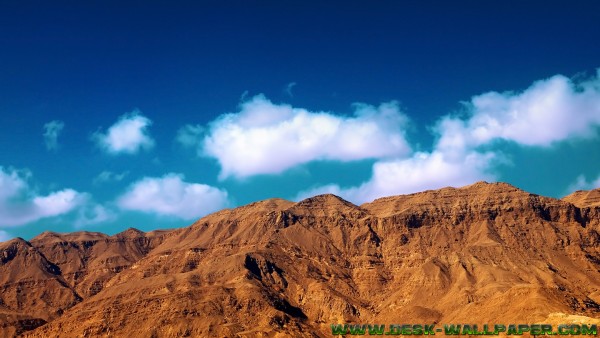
1,182,599,337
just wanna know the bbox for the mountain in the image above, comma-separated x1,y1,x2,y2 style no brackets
563,188,600,208
1,182,599,337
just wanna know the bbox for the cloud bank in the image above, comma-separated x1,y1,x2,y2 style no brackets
437,72,600,152
296,71,600,203
94,111,155,154
0,167,86,227
43,120,65,151
117,173,229,219
202,95,412,180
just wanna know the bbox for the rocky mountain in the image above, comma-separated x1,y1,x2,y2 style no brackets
1,182,599,337
563,188,600,208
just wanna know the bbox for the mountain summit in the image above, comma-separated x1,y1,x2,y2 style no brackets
1,182,599,337
563,188,600,208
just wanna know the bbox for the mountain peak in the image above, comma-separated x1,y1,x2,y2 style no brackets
295,193,356,207
563,188,600,208
31,231,62,242
289,194,364,218
240,197,295,212
460,181,524,193
31,231,108,244
361,181,538,218
113,227,145,239
0,237,30,249
294,193,361,210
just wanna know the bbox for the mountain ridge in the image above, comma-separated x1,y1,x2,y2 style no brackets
1,181,599,337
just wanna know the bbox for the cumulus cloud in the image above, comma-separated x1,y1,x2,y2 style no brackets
0,230,12,242
298,70,600,204
117,173,229,219
43,120,65,150
93,111,155,154
176,124,204,148
437,71,600,150
202,95,411,179
296,151,496,204
93,171,129,185
0,167,86,227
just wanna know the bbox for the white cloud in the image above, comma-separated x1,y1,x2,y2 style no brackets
202,95,411,180
0,230,12,242
93,111,155,154
43,120,65,150
437,71,600,150
75,204,116,228
176,124,204,148
296,151,496,204
93,170,129,185
0,168,28,201
566,174,600,193
298,71,600,204
117,173,229,219
33,189,82,216
0,167,86,227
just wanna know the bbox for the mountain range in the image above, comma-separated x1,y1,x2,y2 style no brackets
1,182,599,337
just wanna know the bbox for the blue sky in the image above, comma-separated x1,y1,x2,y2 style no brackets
1,1,600,241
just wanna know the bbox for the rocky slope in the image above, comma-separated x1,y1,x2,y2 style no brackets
0,182,599,337
563,188,600,208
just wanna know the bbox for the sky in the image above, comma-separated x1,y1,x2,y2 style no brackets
1,1,600,241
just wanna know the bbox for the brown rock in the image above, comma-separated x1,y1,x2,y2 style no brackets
1,182,599,337
563,188,600,208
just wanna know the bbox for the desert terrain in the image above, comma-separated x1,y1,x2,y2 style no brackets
1,182,599,337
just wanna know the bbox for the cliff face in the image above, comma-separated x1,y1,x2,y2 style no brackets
1,182,599,337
